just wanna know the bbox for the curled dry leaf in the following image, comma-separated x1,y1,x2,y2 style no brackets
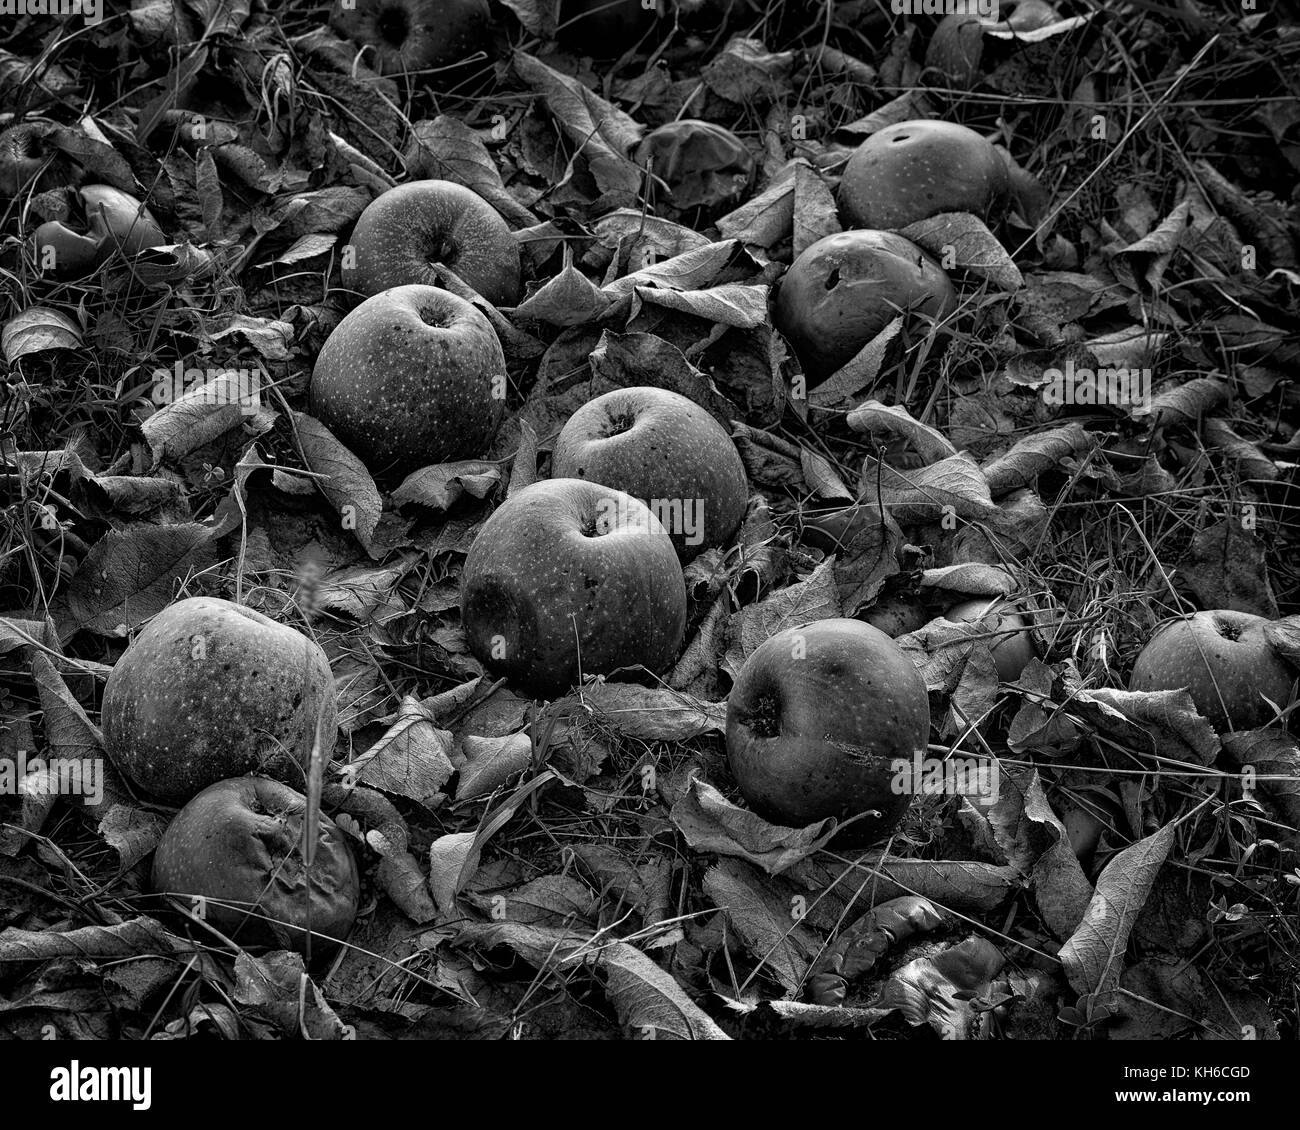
292,411,381,551
1058,822,1176,1002
2,307,82,362
860,451,996,523
900,212,1024,292
671,775,838,875
846,400,958,464
703,858,820,997
979,422,1096,499
575,680,726,742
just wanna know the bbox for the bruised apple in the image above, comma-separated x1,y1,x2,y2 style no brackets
726,619,930,844
773,229,957,381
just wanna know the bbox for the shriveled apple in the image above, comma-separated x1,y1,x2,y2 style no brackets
152,776,359,957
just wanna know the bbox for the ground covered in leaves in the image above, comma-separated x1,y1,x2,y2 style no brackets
1,0,1299,1040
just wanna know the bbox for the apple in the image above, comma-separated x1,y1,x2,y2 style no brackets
31,185,166,278
944,597,1037,682
460,478,687,698
152,777,359,957
550,386,748,562
726,618,930,843
0,120,75,199
310,283,506,474
634,119,755,227
1129,610,1295,733
342,179,521,307
102,597,338,805
862,595,930,638
331,0,491,79
838,120,1010,231
773,229,957,381
923,13,985,89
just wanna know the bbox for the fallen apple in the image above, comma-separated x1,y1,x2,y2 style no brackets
923,12,985,89
773,229,957,381
863,595,930,638
31,185,166,278
0,120,75,199
342,179,521,307
945,596,1037,682
331,0,491,79
1129,609,1295,733
461,478,687,698
550,386,749,562
102,597,338,805
634,119,755,226
152,776,359,957
838,119,1010,231
310,283,506,473
726,618,930,843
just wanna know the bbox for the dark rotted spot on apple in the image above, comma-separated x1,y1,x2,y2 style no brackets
747,688,782,738
602,411,636,438
1213,617,1240,641
377,5,410,46
891,132,911,144
824,267,841,291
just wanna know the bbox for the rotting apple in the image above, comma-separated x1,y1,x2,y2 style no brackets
31,185,166,278
310,283,507,474
152,776,359,957
726,618,930,844
342,179,521,307
838,119,1010,231
1129,609,1296,733
944,596,1037,683
0,120,75,199
102,597,338,805
331,0,491,79
773,229,957,381
551,386,748,562
634,119,755,227
460,478,687,699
